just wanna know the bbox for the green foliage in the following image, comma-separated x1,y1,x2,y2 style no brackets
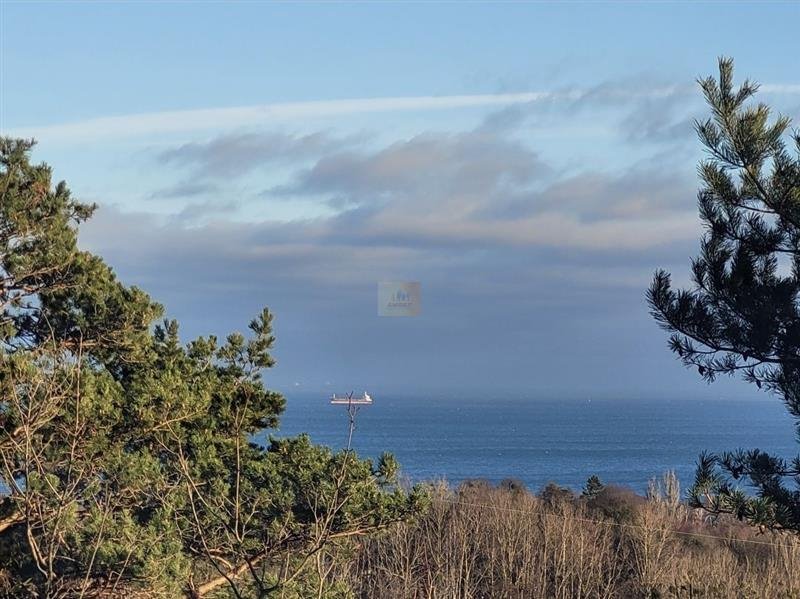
648,59,800,532
582,474,605,499
0,139,422,597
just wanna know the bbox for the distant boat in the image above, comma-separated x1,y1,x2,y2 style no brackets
330,392,373,405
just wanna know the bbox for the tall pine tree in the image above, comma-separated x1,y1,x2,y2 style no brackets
648,58,800,532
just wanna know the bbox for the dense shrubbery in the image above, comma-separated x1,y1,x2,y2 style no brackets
341,478,800,598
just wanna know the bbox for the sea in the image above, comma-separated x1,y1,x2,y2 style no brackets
266,395,799,495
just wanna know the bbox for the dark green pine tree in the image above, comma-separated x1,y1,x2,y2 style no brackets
582,475,605,499
648,58,800,532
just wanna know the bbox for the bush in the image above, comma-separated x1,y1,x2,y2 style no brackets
588,484,646,523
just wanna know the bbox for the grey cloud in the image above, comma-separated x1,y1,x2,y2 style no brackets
150,180,219,199
625,113,697,145
260,122,698,252
172,199,239,223
77,202,713,399
477,104,530,133
611,77,799,146
148,91,706,258
475,76,702,146
571,79,694,113
273,128,551,208
619,91,700,145
158,131,365,178
492,78,696,126
619,88,800,146
492,167,697,222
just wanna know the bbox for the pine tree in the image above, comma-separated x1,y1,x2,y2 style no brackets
0,138,423,597
582,475,605,499
648,59,800,532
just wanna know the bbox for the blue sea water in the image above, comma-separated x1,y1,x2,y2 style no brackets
266,396,799,494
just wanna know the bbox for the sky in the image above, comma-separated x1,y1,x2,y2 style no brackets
2,1,799,399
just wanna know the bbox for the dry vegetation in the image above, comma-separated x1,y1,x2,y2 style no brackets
307,473,800,599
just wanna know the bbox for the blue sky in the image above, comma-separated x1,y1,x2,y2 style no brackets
2,1,799,399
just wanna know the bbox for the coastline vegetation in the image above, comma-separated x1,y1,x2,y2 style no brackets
343,475,800,599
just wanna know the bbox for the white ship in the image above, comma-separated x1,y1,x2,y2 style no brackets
330,391,373,405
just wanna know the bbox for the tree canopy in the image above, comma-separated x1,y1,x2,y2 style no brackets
0,138,422,597
648,59,800,532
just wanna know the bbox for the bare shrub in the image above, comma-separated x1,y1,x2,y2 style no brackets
340,480,800,599
588,484,645,523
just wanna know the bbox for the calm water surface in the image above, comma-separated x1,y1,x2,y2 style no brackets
264,396,798,494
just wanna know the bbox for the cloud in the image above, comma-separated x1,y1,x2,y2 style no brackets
472,79,694,132
478,77,800,148
7,92,556,142
273,128,550,208
47,76,797,397
348,211,697,251
150,180,219,199
136,82,714,256
256,122,698,252
77,200,701,397
158,131,363,178
172,200,239,223
618,92,698,145
11,83,800,143
85,134,700,296
494,168,697,221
